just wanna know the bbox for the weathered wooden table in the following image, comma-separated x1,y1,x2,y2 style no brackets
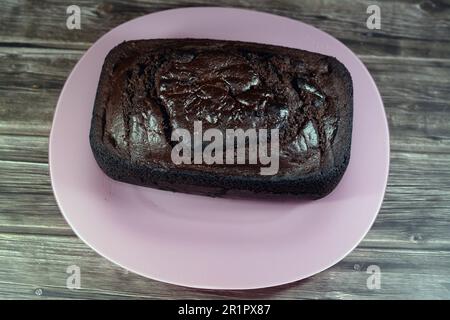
1,0,449,299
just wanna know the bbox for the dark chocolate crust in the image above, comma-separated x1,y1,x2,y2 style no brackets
89,39,353,199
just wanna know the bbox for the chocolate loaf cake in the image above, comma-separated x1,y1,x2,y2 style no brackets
89,39,353,199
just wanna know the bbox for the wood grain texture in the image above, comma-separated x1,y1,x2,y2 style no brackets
0,0,449,299
1,0,450,58
0,233,449,299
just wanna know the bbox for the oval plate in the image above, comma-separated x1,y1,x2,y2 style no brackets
49,7,389,289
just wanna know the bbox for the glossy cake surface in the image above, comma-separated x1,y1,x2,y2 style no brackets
90,39,353,198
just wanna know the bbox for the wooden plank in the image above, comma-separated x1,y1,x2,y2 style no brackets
0,233,449,299
0,134,48,163
0,150,449,250
0,1,449,299
365,56,450,104
0,47,449,136
1,0,450,58
0,48,80,136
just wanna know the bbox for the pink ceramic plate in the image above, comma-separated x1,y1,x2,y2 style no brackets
50,7,389,289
